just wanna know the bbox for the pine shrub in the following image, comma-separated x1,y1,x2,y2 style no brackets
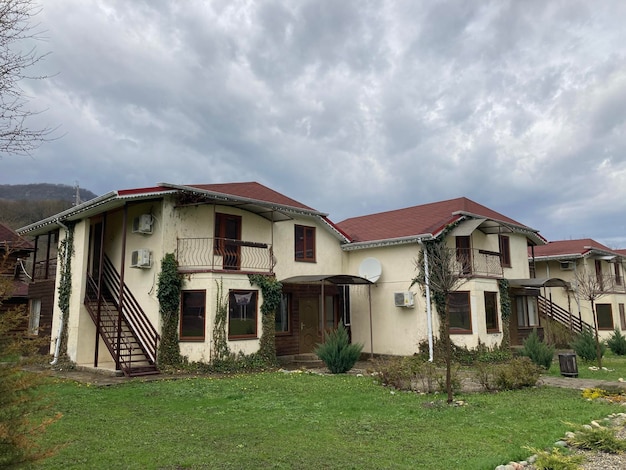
606,327,626,355
315,323,363,374
520,329,554,369
571,329,605,362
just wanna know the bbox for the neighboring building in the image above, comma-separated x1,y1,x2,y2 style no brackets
0,223,37,333
17,183,564,375
531,239,626,340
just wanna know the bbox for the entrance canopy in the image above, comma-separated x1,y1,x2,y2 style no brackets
280,274,373,285
508,278,570,289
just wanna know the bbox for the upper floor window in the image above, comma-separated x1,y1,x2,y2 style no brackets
455,236,471,275
499,235,511,268
295,225,316,262
214,213,242,270
615,262,622,286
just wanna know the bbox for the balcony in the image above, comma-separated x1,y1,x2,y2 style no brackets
176,237,274,273
455,249,503,278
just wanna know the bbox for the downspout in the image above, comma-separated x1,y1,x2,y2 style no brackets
418,239,434,362
51,220,69,366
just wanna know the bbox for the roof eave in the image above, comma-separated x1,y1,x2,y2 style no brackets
342,234,434,251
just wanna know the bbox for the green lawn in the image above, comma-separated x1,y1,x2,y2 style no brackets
31,371,623,470
547,351,626,382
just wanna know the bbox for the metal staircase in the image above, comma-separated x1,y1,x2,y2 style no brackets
84,256,160,377
537,295,594,334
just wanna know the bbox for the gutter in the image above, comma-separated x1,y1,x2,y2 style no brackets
418,239,434,362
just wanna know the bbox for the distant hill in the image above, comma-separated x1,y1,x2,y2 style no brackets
0,183,98,230
0,183,97,203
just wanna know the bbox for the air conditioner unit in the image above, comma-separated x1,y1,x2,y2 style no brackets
560,261,575,271
131,249,152,268
394,291,415,308
132,214,153,234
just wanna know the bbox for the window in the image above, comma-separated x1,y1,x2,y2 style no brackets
619,304,626,331
180,290,206,340
28,299,41,335
448,291,472,333
214,213,242,270
517,296,539,327
596,304,613,330
455,236,471,275
499,235,511,268
615,263,622,286
275,293,290,334
324,295,336,330
229,290,258,338
484,292,499,332
595,260,604,291
295,225,316,262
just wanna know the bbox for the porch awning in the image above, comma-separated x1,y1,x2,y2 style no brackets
508,278,570,289
280,274,373,285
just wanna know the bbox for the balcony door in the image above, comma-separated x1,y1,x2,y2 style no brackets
215,213,241,270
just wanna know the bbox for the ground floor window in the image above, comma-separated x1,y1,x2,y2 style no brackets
180,290,206,340
484,291,499,332
448,291,472,333
275,293,290,334
516,296,539,327
229,290,258,338
29,298,41,335
620,304,626,331
596,304,614,330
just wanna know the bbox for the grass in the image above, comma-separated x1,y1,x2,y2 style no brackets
547,351,626,381
30,371,624,470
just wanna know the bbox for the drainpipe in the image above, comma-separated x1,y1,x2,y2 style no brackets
50,220,69,366
418,239,434,362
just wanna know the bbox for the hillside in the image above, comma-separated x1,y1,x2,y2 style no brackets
0,183,98,230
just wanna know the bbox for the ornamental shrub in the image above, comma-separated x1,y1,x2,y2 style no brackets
606,327,626,355
315,323,363,374
520,329,554,369
493,357,542,390
571,329,605,362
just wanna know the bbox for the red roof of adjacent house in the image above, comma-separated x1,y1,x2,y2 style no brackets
186,182,317,211
0,223,34,252
532,238,617,259
336,197,532,243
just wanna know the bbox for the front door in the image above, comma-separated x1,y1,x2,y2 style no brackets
299,297,319,353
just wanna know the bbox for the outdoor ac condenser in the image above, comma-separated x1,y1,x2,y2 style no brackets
131,249,152,268
132,214,153,234
394,291,415,308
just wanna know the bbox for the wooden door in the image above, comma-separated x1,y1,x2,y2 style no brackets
299,297,319,353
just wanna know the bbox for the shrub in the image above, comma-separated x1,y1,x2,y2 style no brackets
373,356,459,393
476,357,541,391
566,424,626,454
315,323,363,374
520,329,554,369
524,446,583,470
571,329,605,362
606,327,626,355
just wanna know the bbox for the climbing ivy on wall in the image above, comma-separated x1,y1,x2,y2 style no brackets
56,222,75,363
212,279,230,361
498,278,511,349
248,274,282,364
156,253,183,367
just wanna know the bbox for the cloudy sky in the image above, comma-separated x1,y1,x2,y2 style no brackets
3,1,626,246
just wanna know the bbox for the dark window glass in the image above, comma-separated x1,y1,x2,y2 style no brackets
484,291,499,332
295,225,316,262
180,290,206,340
448,291,472,333
596,304,613,330
228,290,258,338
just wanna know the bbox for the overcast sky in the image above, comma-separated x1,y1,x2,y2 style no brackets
3,1,626,246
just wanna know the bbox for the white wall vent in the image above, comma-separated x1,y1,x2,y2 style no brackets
132,214,153,234
131,249,152,268
394,291,415,308
560,261,575,271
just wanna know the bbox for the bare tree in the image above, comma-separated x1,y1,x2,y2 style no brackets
573,267,614,368
1,0,52,156
412,240,466,404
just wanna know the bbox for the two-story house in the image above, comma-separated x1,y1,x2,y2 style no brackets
531,239,626,340
18,184,551,375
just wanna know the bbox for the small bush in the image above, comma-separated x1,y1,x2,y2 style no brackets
476,357,541,391
372,356,459,393
417,338,511,365
566,424,626,454
315,323,363,374
524,446,583,470
520,329,554,369
571,329,605,362
606,327,626,355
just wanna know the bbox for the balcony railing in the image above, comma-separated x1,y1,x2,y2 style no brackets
455,249,503,278
177,237,274,273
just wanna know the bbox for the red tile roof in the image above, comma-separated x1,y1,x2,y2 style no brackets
532,239,617,258
336,197,531,243
186,182,317,211
0,223,34,251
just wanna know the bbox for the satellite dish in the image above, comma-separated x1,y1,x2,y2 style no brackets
359,257,382,283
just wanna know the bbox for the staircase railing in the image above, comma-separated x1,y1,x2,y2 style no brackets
101,255,160,365
537,295,594,334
